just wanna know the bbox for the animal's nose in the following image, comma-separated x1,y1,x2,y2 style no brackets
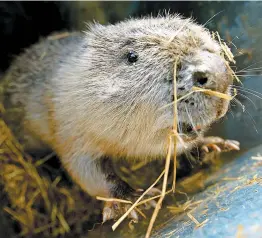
190,51,232,91
193,71,208,87
177,51,232,93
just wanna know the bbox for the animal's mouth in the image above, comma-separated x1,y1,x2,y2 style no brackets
178,122,203,141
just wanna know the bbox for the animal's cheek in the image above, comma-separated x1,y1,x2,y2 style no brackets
215,98,230,119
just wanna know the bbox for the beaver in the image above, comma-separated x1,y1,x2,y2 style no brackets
0,14,240,221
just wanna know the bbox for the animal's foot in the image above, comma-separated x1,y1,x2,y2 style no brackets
102,187,161,223
102,201,138,223
201,136,240,153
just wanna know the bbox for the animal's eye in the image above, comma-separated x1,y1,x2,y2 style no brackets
127,50,138,63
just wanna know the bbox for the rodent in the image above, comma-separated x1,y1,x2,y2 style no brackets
0,14,239,221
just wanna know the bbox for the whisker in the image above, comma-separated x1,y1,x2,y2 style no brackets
175,132,188,149
237,67,262,72
227,35,240,46
201,110,210,128
199,115,206,127
232,98,258,133
235,74,262,77
177,132,189,138
236,60,262,72
227,103,235,118
229,109,235,118
185,105,200,137
229,41,238,50
203,10,224,27
230,86,257,108
230,85,262,98
178,120,183,134
232,98,245,112
236,70,262,73
235,93,257,109
245,109,259,134
231,85,262,100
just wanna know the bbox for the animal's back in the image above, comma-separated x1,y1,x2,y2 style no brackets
1,32,84,154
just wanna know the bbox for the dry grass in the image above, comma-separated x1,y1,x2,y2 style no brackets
112,170,165,231
192,87,234,100
0,117,100,237
145,135,173,238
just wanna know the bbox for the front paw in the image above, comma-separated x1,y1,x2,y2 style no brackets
201,136,240,154
102,187,161,223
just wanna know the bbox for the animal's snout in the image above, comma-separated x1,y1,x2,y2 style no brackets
177,50,233,95
192,51,232,92
193,71,209,87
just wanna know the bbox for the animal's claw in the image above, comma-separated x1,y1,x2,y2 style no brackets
201,137,240,154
